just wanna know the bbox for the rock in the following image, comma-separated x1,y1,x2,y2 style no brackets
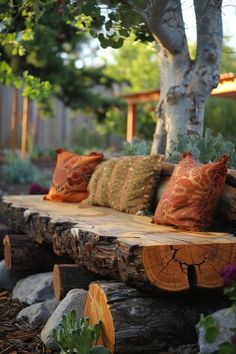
17,298,59,330
0,260,28,290
197,306,236,354
169,343,199,354
41,288,87,350
12,272,54,305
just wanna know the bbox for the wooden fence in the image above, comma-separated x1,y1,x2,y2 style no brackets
0,85,97,152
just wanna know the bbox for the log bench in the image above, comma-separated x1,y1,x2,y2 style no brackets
1,194,236,292
1,194,236,353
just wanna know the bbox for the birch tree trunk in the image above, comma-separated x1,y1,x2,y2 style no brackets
129,0,223,156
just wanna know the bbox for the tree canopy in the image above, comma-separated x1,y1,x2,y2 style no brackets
1,1,235,155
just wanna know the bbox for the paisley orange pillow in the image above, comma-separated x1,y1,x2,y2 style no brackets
44,149,104,202
153,153,229,231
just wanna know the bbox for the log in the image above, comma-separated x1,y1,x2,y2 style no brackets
0,224,12,258
218,184,236,224
3,234,72,272
53,264,101,300
84,281,227,354
2,195,236,292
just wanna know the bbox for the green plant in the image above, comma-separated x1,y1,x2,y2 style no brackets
53,310,111,354
2,151,39,184
169,128,236,169
199,265,236,354
122,137,151,156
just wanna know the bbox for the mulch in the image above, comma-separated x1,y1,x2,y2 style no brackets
0,290,57,354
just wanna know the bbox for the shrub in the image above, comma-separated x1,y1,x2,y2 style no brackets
122,137,151,156
169,128,236,168
2,151,39,184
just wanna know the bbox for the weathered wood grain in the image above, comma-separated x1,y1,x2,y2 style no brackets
84,281,228,354
53,264,101,300
1,195,236,291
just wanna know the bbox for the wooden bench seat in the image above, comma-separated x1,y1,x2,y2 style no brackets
1,194,236,291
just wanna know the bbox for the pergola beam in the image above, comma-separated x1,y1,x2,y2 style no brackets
122,74,236,142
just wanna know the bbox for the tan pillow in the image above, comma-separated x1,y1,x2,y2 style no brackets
85,155,163,214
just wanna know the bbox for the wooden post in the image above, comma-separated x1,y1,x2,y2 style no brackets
10,88,19,150
126,101,136,143
21,96,29,159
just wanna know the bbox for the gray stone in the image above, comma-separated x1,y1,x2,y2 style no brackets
12,272,54,305
197,306,236,354
0,260,28,290
17,298,59,329
41,288,87,350
169,343,199,354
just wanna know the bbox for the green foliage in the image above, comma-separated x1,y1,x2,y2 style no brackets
0,0,118,113
2,151,39,184
200,314,220,344
224,284,236,303
102,34,158,140
169,128,236,169
219,341,236,354
53,310,111,354
122,137,150,156
73,1,153,48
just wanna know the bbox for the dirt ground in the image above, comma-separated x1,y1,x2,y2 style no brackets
0,290,58,354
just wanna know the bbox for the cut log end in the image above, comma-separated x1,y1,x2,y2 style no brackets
142,243,236,291
3,235,12,269
53,264,102,300
84,282,115,353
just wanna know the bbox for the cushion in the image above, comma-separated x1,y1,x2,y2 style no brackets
44,149,104,202
85,155,163,214
153,153,229,231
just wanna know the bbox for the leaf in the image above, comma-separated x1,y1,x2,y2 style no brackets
219,341,236,354
205,326,219,343
93,321,102,345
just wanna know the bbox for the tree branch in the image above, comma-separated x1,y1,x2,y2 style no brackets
126,0,188,55
194,0,223,91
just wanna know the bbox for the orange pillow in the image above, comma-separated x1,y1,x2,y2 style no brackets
44,149,103,202
153,153,229,231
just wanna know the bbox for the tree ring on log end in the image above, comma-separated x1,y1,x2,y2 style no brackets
84,282,115,353
142,243,236,291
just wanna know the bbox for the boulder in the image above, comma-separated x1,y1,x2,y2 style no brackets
0,260,28,290
197,307,236,354
17,298,59,330
41,288,87,350
12,272,54,305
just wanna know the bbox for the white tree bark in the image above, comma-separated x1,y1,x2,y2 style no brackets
127,0,223,157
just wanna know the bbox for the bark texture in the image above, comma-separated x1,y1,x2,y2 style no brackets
3,233,72,272
84,281,228,354
53,264,101,300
